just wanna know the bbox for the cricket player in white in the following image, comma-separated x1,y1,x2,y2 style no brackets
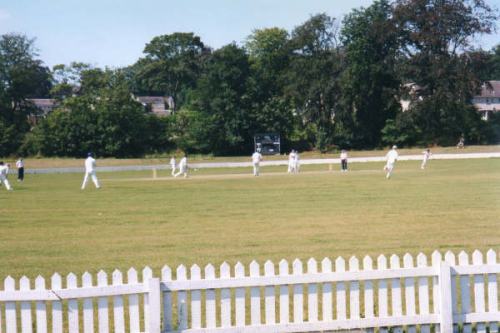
294,151,300,173
384,145,399,179
421,149,431,169
174,156,188,178
170,157,176,176
81,153,101,189
252,150,263,176
287,150,296,173
0,162,13,191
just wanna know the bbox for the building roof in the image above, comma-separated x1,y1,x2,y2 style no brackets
27,98,58,107
476,81,500,98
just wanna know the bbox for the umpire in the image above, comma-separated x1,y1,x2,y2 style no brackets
16,158,24,181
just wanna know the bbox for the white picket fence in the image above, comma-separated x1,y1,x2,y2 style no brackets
0,249,499,333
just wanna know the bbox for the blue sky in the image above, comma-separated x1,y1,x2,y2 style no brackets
1,0,498,68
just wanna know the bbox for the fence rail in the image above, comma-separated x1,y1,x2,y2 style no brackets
1,249,499,333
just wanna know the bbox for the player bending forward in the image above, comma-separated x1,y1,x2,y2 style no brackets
81,153,101,189
174,155,188,178
384,145,399,179
252,150,263,176
421,149,432,169
0,162,13,191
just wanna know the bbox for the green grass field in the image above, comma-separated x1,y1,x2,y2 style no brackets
1,158,499,280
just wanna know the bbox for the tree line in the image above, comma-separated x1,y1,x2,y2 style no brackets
1,0,499,158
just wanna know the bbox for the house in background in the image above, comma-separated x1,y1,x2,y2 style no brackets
134,96,175,116
26,98,59,116
399,80,500,120
472,80,500,121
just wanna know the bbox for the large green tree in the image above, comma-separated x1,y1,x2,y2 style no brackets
393,0,498,144
0,33,51,156
283,14,342,151
131,33,209,109
338,0,401,148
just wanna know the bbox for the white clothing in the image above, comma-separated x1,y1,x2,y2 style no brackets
386,149,398,164
252,152,262,176
84,157,96,172
16,160,24,168
252,152,262,164
0,165,12,190
170,158,176,176
385,149,398,179
421,151,431,169
288,152,296,173
294,153,300,173
340,152,348,160
82,157,100,189
174,157,188,178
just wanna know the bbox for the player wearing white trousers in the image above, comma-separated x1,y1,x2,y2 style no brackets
384,146,399,179
170,157,176,176
81,154,101,189
0,162,12,191
421,149,431,169
174,156,188,178
252,151,262,176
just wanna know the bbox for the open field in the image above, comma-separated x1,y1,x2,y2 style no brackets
1,158,499,280
2,145,500,168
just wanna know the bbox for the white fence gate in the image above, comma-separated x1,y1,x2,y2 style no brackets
0,249,499,333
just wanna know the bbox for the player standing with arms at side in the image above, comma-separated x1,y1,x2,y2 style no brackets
287,150,296,173
252,150,263,176
421,149,432,169
0,162,13,191
16,158,24,181
384,145,399,179
81,153,101,190
340,149,348,172
170,156,176,176
294,150,300,173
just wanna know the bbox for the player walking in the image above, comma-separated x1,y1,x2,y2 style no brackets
252,150,263,176
0,162,13,191
384,145,399,179
81,153,101,189
170,157,176,176
421,149,432,169
174,155,188,178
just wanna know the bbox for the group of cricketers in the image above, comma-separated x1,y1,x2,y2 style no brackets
0,146,433,191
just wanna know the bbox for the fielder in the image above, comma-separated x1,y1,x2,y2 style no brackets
81,153,101,189
384,145,399,179
294,151,300,173
287,150,296,173
170,156,176,176
0,162,13,191
174,155,188,178
421,149,432,169
252,150,263,176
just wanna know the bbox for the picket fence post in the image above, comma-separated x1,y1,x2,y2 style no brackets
148,277,162,333
439,262,453,333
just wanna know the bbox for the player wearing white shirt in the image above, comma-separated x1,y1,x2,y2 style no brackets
174,156,188,178
16,158,24,181
384,145,399,179
294,151,300,173
252,151,263,176
421,149,431,169
170,157,176,176
0,162,13,191
288,150,296,173
81,153,101,189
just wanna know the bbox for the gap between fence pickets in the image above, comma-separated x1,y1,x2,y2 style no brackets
0,249,499,333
